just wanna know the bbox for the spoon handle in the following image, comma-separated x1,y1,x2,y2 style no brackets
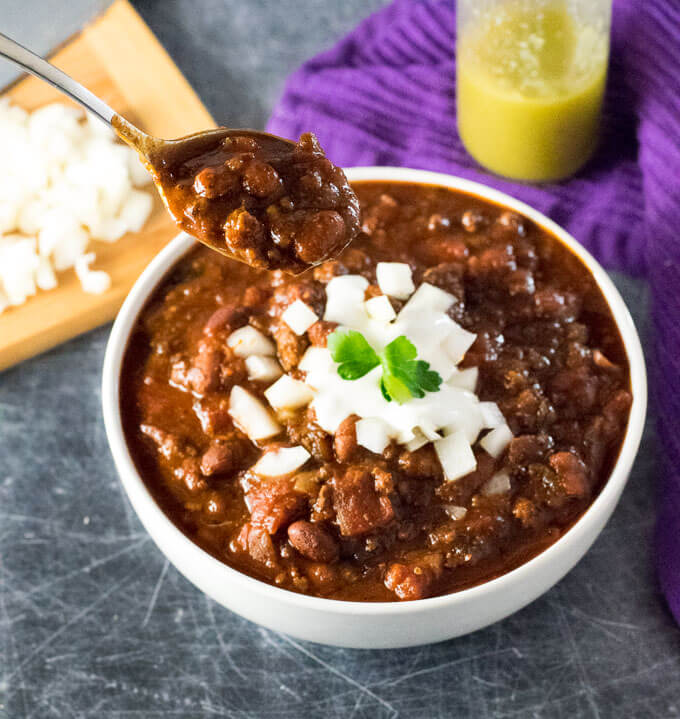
0,31,116,126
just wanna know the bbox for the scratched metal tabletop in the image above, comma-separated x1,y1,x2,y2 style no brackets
1,2,679,717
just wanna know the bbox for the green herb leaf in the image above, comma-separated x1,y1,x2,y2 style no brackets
328,328,380,380
329,329,443,404
381,336,443,404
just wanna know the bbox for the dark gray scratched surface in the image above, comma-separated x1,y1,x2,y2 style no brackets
1,1,679,717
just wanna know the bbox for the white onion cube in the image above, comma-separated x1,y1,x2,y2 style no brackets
326,274,369,296
443,323,477,364
35,256,57,291
376,262,415,300
418,420,443,441
0,286,8,314
481,472,512,496
399,283,456,317
442,404,484,445
480,424,513,458
282,299,318,335
310,394,351,434
227,326,276,357
128,151,152,186
364,295,396,322
444,505,468,521
355,417,391,454
264,375,314,410
405,429,429,452
479,402,505,429
74,252,111,294
323,274,369,326
229,386,281,440
119,189,153,233
245,355,283,382
447,367,479,392
434,430,477,482
298,346,335,384
0,237,38,305
253,446,310,478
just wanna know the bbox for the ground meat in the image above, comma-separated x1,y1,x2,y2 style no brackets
246,480,307,535
234,523,278,567
436,451,496,506
140,424,188,461
286,410,334,462
417,235,469,266
398,446,443,480
273,323,308,371
185,338,222,395
308,320,338,347
506,434,554,469
549,451,590,499
193,396,234,437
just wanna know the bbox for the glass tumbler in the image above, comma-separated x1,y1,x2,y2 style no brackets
456,0,613,182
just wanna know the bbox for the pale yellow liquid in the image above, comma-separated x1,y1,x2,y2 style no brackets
457,1,609,182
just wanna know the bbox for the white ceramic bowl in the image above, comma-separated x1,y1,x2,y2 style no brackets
102,167,647,649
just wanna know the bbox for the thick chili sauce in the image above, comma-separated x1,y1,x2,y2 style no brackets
147,130,360,273
120,181,631,602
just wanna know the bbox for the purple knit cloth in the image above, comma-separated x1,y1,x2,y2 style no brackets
268,0,680,621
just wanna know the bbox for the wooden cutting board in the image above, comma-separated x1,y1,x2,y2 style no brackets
0,0,214,372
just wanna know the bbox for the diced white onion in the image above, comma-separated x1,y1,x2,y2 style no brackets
399,283,456,317
0,286,9,314
298,346,331,372
245,355,283,382
323,274,369,326
281,299,318,335
442,403,484,445
227,326,276,357
253,446,310,478
405,429,429,452
35,256,57,291
447,367,479,392
0,236,38,305
310,393,351,434
355,417,391,454
444,505,468,521
118,189,153,233
0,100,153,315
264,374,314,410
481,472,512,496
364,294,396,322
443,323,477,364
480,424,513,458
74,252,111,295
479,402,505,429
418,420,443,442
229,386,281,440
434,430,477,482
376,262,415,300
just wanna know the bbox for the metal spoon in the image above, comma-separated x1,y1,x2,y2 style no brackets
0,31,298,259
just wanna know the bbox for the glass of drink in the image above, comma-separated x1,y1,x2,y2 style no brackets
456,0,613,182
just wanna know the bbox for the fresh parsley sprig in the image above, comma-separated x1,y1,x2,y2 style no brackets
327,329,442,404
